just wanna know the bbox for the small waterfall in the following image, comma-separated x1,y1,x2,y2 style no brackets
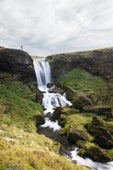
33,58,113,170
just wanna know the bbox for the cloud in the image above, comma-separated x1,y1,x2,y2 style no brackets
0,0,113,56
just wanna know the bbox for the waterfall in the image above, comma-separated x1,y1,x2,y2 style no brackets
33,58,113,170
33,58,51,92
33,59,72,110
33,58,72,131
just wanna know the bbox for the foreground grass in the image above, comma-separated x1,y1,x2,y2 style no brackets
0,122,90,170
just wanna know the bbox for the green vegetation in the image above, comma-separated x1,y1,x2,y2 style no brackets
59,113,93,139
55,68,113,108
56,68,107,95
0,73,43,131
0,71,89,170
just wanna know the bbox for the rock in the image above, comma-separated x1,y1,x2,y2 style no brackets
68,128,88,144
73,92,95,111
77,141,112,163
47,83,55,88
33,115,45,127
51,107,79,121
51,107,63,121
83,145,112,162
0,48,33,74
83,105,113,119
87,116,113,149
35,89,43,103
62,85,77,101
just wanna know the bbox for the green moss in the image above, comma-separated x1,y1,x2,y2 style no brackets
59,113,93,141
108,149,113,159
77,141,112,162
87,116,113,149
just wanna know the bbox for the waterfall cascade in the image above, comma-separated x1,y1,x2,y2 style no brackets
33,58,72,115
33,58,113,170
33,58,72,131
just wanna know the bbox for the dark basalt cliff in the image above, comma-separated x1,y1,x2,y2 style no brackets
47,47,113,80
0,48,33,75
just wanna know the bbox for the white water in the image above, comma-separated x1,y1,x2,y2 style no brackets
33,58,51,92
33,58,72,131
33,58,113,170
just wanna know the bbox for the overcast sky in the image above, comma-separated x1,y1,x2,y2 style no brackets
0,0,113,56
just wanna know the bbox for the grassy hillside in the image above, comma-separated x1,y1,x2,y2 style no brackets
0,71,88,170
55,67,113,107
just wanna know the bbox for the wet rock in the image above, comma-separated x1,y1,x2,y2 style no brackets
51,107,63,121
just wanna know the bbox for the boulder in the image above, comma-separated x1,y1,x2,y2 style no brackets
62,85,76,101
51,107,79,121
77,141,112,163
68,129,88,144
73,92,95,111
52,107,63,121
87,116,113,149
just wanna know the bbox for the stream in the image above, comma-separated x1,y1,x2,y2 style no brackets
33,58,113,170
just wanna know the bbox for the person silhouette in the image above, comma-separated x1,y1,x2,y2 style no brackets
21,45,23,50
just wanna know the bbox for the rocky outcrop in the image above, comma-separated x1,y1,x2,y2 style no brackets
47,47,113,80
0,48,33,74
73,91,96,111
52,107,78,122
87,116,113,149
68,129,88,144
77,141,112,163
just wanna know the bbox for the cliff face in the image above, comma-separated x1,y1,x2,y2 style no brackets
47,48,113,80
0,48,33,74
